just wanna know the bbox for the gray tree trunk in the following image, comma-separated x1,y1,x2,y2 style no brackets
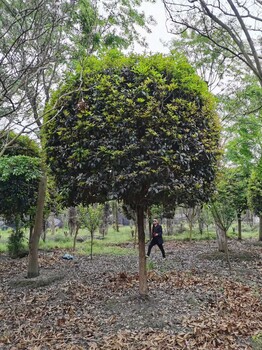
215,224,231,269
237,213,242,240
27,173,47,278
137,205,148,296
68,207,77,236
259,215,262,241
215,225,227,252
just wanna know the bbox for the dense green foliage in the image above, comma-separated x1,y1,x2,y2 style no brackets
44,51,220,209
0,156,41,221
7,229,26,258
211,167,248,231
248,160,262,216
0,131,40,157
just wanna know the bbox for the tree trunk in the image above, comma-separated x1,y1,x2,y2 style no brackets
147,208,152,240
198,218,204,235
99,203,109,237
215,224,231,269
27,173,47,278
50,212,55,235
68,207,77,236
237,213,242,240
137,205,148,296
112,201,119,232
259,214,262,241
73,222,80,251
90,231,94,260
134,222,138,248
215,225,227,252
189,222,193,241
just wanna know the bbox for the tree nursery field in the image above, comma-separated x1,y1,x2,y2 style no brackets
1,238,262,350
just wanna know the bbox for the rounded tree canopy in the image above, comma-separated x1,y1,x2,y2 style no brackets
44,50,221,208
0,155,41,221
0,131,40,157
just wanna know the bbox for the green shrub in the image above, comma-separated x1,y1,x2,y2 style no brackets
7,230,27,258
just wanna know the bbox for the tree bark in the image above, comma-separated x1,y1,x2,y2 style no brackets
237,212,242,240
259,214,262,241
27,173,47,278
113,201,119,232
215,224,231,269
68,207,77,236
215,225,227,252
137,205,148,296
73,222,80,251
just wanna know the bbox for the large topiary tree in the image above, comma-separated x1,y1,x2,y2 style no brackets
44,51,220,295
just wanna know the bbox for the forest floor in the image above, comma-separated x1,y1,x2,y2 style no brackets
1,239,262,350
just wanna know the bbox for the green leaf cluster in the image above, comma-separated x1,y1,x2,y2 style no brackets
211,166,248,230
0,156,41,221
248,160,262,216
0,131,40,157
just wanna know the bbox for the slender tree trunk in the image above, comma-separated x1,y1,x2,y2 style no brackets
237,213,242,240
189,222,193,241
27,173,47,278
50,212,55,235
215,225,227,252
99,203,109,237
134,222,138,248
259,214,262,241
147,208,152,240
112,201,119,232
90,231,94,260
198,218,204,235
215,224,231,269
137,205,148,296
73,222,80,251
68,207,77,236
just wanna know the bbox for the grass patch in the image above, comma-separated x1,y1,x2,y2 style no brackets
39,226,137,256
251,333,262,350
168,231,216,241
0,242,6,253
0,223,260,257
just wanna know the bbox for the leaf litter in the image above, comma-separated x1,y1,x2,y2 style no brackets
0,239,262,349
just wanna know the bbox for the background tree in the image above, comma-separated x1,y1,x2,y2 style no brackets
227,168,248,241
0,156,41,258
99,202,110,238
78,204,103,259
210,166,247,254
169,30,237,93
248,160,262,241
44,51,220,295
224,76,262,171
198,204,213,236
163,0,262,86
182,206,199,241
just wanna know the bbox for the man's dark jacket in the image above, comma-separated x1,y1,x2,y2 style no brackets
151,224,163,244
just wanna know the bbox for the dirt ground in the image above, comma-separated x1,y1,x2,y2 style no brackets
1,239,262,350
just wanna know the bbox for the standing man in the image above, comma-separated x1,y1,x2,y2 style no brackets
146,218,166,259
